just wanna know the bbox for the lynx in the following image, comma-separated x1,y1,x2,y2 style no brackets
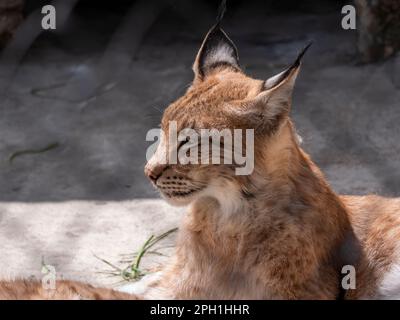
135,20,400,299
2,8,400,301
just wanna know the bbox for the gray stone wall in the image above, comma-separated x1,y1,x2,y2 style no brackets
355,0,400,62
0,0,24,49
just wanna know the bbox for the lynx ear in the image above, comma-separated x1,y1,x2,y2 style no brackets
193,0,239,80
251,43,312,123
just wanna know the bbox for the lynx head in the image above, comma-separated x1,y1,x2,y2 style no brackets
145,22,309,212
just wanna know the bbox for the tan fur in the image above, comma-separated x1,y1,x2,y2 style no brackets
342,195,400,298
0,280,138,300
148,120,352,299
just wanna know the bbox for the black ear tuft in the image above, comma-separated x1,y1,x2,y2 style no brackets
264,42,312,90
291,41,312,70
193,0,240,79
215,0,227,27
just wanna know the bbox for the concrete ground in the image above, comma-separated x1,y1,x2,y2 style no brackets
0,1,399,288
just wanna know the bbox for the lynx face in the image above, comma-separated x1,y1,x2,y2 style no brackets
145,24,307,208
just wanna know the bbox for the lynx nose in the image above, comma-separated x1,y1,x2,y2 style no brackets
144,163,167,184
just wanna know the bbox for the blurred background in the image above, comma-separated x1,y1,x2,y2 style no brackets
0,0,399,286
